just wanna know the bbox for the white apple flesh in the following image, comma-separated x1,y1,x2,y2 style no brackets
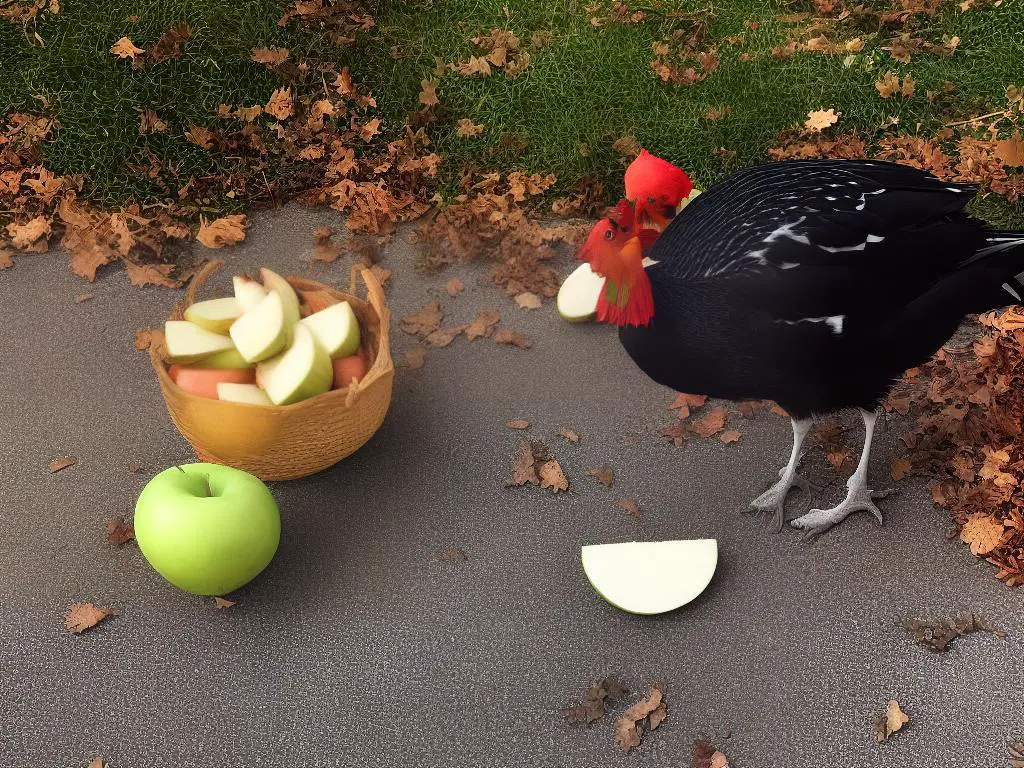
216,382,273,405
164,320,235,364
184,297,243,334
557,262,606,323
229,290,289,363
256,323,333,405
260,267,301,327
233,275,268,311
581,539,718,615
299,300,361,359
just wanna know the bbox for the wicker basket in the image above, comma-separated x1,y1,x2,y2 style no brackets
150,260,394,481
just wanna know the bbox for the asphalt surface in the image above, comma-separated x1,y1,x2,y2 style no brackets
1,204,1022,768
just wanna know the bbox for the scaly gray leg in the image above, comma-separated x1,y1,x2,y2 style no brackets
749,417,815,533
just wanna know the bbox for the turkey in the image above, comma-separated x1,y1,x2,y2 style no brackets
578,157,1024,537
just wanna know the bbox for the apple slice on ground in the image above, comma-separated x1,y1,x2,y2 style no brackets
557,262,606,323
184,297,243,334
581,539,718,615
164,320,235,364
233,275,268,312
255,323,333,405
217,382,273,405
187,346,252,370
260,267,301,327
229,291,289,363
300,300,361,359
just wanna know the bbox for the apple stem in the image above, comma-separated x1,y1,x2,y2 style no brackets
201,475,213,498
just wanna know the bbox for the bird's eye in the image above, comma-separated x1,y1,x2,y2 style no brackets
604,229,615,241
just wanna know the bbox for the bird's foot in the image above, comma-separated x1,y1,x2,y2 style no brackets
790,484,897,540
749,466,819,534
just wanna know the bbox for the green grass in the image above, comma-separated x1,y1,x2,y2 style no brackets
2,0,1022,225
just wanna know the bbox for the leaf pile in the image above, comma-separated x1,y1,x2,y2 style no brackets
564,677,628,725
506,441,568,492
905,614,1005,651
663,399,732,447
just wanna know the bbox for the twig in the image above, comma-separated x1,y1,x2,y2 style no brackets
944,110,1008,128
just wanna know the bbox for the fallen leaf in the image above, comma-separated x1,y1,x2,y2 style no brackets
669,393,708,416
425,325,466,347
719,429,741,444
312,226,341,263
693,741,730,768
770,403,789,417
587,467,614,487
134,328,160,351
995,134,1024,167
874,699,909,742
875,71,900,98
457,118,485,138
49,456,75,473
404,346,427,369
649,702,667,730
494,329,532,349
0,248,12,269
149,23,190,63
74,293,94,303
905,614,1005,652
507,441,539,486
690,406,727,438
960,513,1005,556
805,108,840,133
565,677,628,725
506,419,530,430
400,301,444,337
88,759,105,768
440,547,467,563
124,261,179,288
105,517,134,546
251,47,289,66
110,36,144,59
615,686,664,752
214,597,235,609
7,216,51,250
138,109,168,134
891,457,912,481
358,118,382,141
65,603,113,634
446,278,465,296
265,87,294,120
418,79,440,107
456,55,492,77
539,459,569,492
196,215,247,249
465,309,500,340
185,125,214,149
557,428,580,443
827,449,851,471
616,499,640,516
514,291,542,309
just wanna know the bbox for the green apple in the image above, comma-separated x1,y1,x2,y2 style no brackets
260,267,301,327
164,320,235,364
188,346,253,370
184,297,243,334
580,539,718,615
255,323,332,405
229,291,289,363
216,381,272,405
299,300,361,359
233,275,268,312
133,463,280,596
557,262,606,323
676,187,702,213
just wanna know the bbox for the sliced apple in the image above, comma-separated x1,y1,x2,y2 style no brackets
184,297,243,334
300,300,361,359
255,324,333,405
233,275,268,312
557,262,606,323
260,267,301,328
164,320,235,364
229,291,289,363
187,345,253,370
217,382,273,406
581,539,718,615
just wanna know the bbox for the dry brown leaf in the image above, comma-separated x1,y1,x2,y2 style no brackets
446,278,465,297
874,699,910,742
369,264,391,290
74,293,94,304
124,261,179,288
805,108,840,133
587,467,614,488
110,36,144,59
7,216,51,250
539,459,568,492
456,55,492,77
425,325,466,347
891,457,912,481
506,419,530,430
615,686,664,752
875,71,900,98
557,428,580,443
960,513,1005,556
65,603,113,634
105,517,134,546
494,329,532,349
251,47,289,66
185,125,214,149
214,597,235,609
265,87,294,120
312,226,341,263
669,393,708,418
690,406,727,438
49,456,76,473
400,301,444,337
693,741,730,768
719,429,741,444
457,118,485,137
995,135,1024,167
616,499,640,516
905,614,1005,652
514,291,542,310
358,118,382,141
138,109,168,134
149,23,190,63
404,346,426,370
0,248,12,270
134,328,161,351
418,79,440,107
827,449,851,471
196,214,247,249
507,442,539,486
649,702,667,730
88,759,105,768
565,677,628,725
440,547,468,563
465,309,500,340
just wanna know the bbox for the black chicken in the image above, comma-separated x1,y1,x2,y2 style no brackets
579,158,1024,536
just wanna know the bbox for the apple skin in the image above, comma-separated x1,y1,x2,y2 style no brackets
134,463,281,596
168,365,255,399
332,352,367,389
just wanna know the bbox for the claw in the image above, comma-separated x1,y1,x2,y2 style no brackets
749,471,814,533
790,486,892,538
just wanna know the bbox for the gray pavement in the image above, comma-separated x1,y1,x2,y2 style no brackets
1,204,1022,768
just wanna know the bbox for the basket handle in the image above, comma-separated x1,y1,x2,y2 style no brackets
341,266,391,405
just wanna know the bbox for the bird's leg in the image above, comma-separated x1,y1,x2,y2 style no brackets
749,417,815,533
791,409,896,538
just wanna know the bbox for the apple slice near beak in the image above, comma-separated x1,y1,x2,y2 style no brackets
164,320,235,364
255,323,333,405
233,275,268,311
260,267,301,327
557,262,606,323
300,300,361,359
184,297,243,334
229,290,290,363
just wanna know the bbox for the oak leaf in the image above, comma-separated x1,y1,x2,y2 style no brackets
196,214,247,249
587,467,614,487
404,347,426,369
138,109,168,134
425,325,466,347
149,23,191,63
6,216,51,250
891,457,912,481
105,517,134,546
874,699,909,742
539,459,568,492
457,118,485,137
557,428,580,443
110,36,144,59
65,603,113,633
214,597,235,608
616,499,640,516
312,226,341,262
251,47,289,66
465,309,500,340
400,301,443,337
456,56,492,77
185,125,214,149
74,293,94,303
805,108,840,133
995,134,1024,167
960,513,1004,556
507,442,539,486
690,406,727,438
719,429,741,444
124,261,179,288
564,677,627,725
494,329,532,349
265,87,294,120
514,291,542,309
418,79,440,106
